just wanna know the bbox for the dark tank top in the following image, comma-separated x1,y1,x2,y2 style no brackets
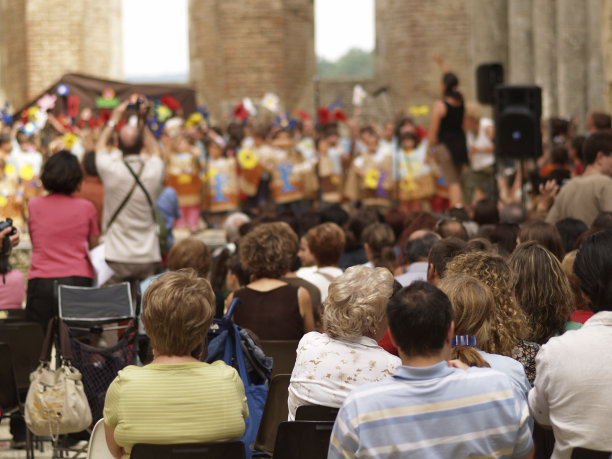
438,101,468,166
233,284,304,340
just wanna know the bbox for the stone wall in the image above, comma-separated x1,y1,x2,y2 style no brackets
0,0,122,110
188,0,315,120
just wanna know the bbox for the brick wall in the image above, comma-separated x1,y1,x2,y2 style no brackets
188,0,315,120
0,0,122,110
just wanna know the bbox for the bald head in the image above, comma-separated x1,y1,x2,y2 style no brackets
118,125,143,155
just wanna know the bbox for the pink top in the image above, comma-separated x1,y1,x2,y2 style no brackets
0,269,25,309
28,194,99,279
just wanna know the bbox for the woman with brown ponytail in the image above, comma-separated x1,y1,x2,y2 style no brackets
438,273,530,399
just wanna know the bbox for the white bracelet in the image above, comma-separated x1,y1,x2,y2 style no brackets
107,120,116,128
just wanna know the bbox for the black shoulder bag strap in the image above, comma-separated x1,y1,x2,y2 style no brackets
107,162,144,229
123,161,156,223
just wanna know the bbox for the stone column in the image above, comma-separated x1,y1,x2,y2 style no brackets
586,0,605,113
507,0,534,84
556,0,588,124
0,0,6,105
600,0,612,113
532,0,557,119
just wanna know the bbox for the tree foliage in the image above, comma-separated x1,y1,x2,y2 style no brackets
317,48,373,78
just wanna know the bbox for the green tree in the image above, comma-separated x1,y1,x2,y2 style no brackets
317,48,373,78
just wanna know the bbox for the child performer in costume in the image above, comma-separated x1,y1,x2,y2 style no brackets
166,133,202,231
237,124,272,211
396,132,435,212
344,126,394,209
202,129,238,227
269,128,315,215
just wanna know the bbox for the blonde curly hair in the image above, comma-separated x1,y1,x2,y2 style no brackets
446,251,530,356
322,266,394,339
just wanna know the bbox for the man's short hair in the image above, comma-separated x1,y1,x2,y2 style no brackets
306,222,346,266
387,281,453,357
574,230,612,312
167,238,212,278
428,237,467,278
582,131,612,166
142,270,215,357
404,231,439,263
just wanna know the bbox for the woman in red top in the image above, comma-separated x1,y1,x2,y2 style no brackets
26,150,99,329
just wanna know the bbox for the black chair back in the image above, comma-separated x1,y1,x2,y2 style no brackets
295,404,339,422
258,340,299,377
252,373,291,456
0,322,44,391
130,441,246,459
272,421,335,459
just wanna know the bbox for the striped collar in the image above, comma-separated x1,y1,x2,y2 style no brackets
451,335,477,348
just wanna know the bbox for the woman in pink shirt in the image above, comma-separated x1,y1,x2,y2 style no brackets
26,150,99,328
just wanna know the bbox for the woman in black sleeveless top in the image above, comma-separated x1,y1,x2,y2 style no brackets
428,56,467,207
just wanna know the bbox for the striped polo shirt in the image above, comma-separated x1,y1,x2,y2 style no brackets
328,362,533,459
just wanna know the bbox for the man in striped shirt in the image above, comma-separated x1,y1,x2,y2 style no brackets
328,281,534,459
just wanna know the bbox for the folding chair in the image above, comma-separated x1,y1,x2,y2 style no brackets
86,419,114,459
58,282,135,333
130,441,246,459
258,340,299,377
0,342,35,458
57,283,138,424
0,322,45,391
272,421,335,459
295,404,339,422
252,374,291,456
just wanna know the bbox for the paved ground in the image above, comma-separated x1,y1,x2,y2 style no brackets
0,422,88,458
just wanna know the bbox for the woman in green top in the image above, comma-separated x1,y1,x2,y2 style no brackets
104,270,248,458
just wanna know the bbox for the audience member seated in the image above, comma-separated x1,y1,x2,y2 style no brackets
361,222,397,272
297,222,345,302
555,217,588,253
394,230,439,284
446,251,539,384
104,270,248,458
288,266,400,420
529,230,612,457
339,207,379,269
489,222,520,257
509,242,573,344
438,273,530,398
592,210,612,230
328,281,534,459
435,217,469,240
232,223,315,340
426,237,467,285
560,250,593,329
0,265,25,309
518,220,565,261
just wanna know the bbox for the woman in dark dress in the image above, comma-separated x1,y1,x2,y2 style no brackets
428,55,468,207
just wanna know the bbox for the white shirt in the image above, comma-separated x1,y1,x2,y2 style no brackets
297,266,343,303
395,261,429,287
288,332,401,420
528,312,612,458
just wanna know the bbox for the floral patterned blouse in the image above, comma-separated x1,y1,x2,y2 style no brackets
511,339,541,386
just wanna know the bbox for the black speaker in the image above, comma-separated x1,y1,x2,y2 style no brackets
495,85,542,160
476,63,504,105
